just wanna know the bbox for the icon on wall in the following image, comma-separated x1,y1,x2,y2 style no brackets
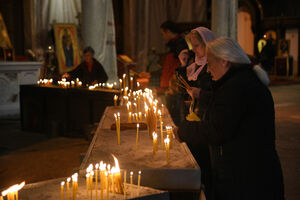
53,23,81,74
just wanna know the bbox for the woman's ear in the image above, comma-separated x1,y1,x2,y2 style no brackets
221,59,230,69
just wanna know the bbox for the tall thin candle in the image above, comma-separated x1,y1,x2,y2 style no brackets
135,123,139,151
61,181,65,200
137,171,141,196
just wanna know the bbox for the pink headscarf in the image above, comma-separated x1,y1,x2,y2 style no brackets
187,27,216,81
193,27,216,66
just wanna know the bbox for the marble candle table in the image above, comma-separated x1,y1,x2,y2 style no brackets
80,106,201,196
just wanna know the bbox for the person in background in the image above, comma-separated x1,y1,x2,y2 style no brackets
260,33,276,74
63,46,108,85
176,37,284,200
139,21,188,125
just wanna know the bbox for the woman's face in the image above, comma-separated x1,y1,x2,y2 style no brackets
207,51,230,81
84,52,93,64
190,35,206,59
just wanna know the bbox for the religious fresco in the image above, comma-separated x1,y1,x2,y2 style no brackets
54,24,81,74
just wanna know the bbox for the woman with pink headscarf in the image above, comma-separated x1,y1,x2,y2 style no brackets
175,27,216,199
176,27,216,120
177,27,216,98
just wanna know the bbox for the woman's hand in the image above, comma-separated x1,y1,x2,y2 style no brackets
187,87,201,99
178,49,189,67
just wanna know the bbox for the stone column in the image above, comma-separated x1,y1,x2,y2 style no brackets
212,0,238,40
82,0,118,82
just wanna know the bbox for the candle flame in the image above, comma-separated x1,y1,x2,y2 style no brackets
2,181,26,196
61,181,65,186
130,171,133,176
137,123,139,128
138,171,141,175
112,154,120,173
164,136,170,144
100,161,106,171
67,177,71,182
95,163,99,169
153,132,157,139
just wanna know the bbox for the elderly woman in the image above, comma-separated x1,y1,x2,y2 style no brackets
177,37,284,200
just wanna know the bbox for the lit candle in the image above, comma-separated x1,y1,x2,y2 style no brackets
61,181,65,200
126,102,130,112
71,81,75,88
67,177,71,200
78,81,82,87
105,172,109,200
153,132,158,154
95,164,99,200
139,112,142,121
114,113,120,145
114,95,118,106
166,126,173,148
158,110,163,147
74,173,78,198
124,87,127,97
122,74,126,91
71,175,76,200
137,171,141,196
90,171,94,198
130,171,133,198
86,174,90,199
135,123,139,151
123,170,127,199
130,77,133,90
117,112,120,145
164,136,170,164
100,162,106,200
137,82,140,88
161,104,165,115
128,112,132,123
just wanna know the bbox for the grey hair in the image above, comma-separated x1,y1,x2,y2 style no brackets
206,37,251,64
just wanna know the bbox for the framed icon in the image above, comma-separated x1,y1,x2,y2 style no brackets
53,23,81,74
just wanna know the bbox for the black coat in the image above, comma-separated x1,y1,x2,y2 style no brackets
69,58,108,85
178,65,284,200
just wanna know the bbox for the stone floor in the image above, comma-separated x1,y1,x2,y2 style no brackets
0,84,299,200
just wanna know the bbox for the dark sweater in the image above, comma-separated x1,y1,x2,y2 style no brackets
69,58,108,85
178,65,284,200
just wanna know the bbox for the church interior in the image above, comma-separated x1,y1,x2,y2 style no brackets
0,0,299,200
